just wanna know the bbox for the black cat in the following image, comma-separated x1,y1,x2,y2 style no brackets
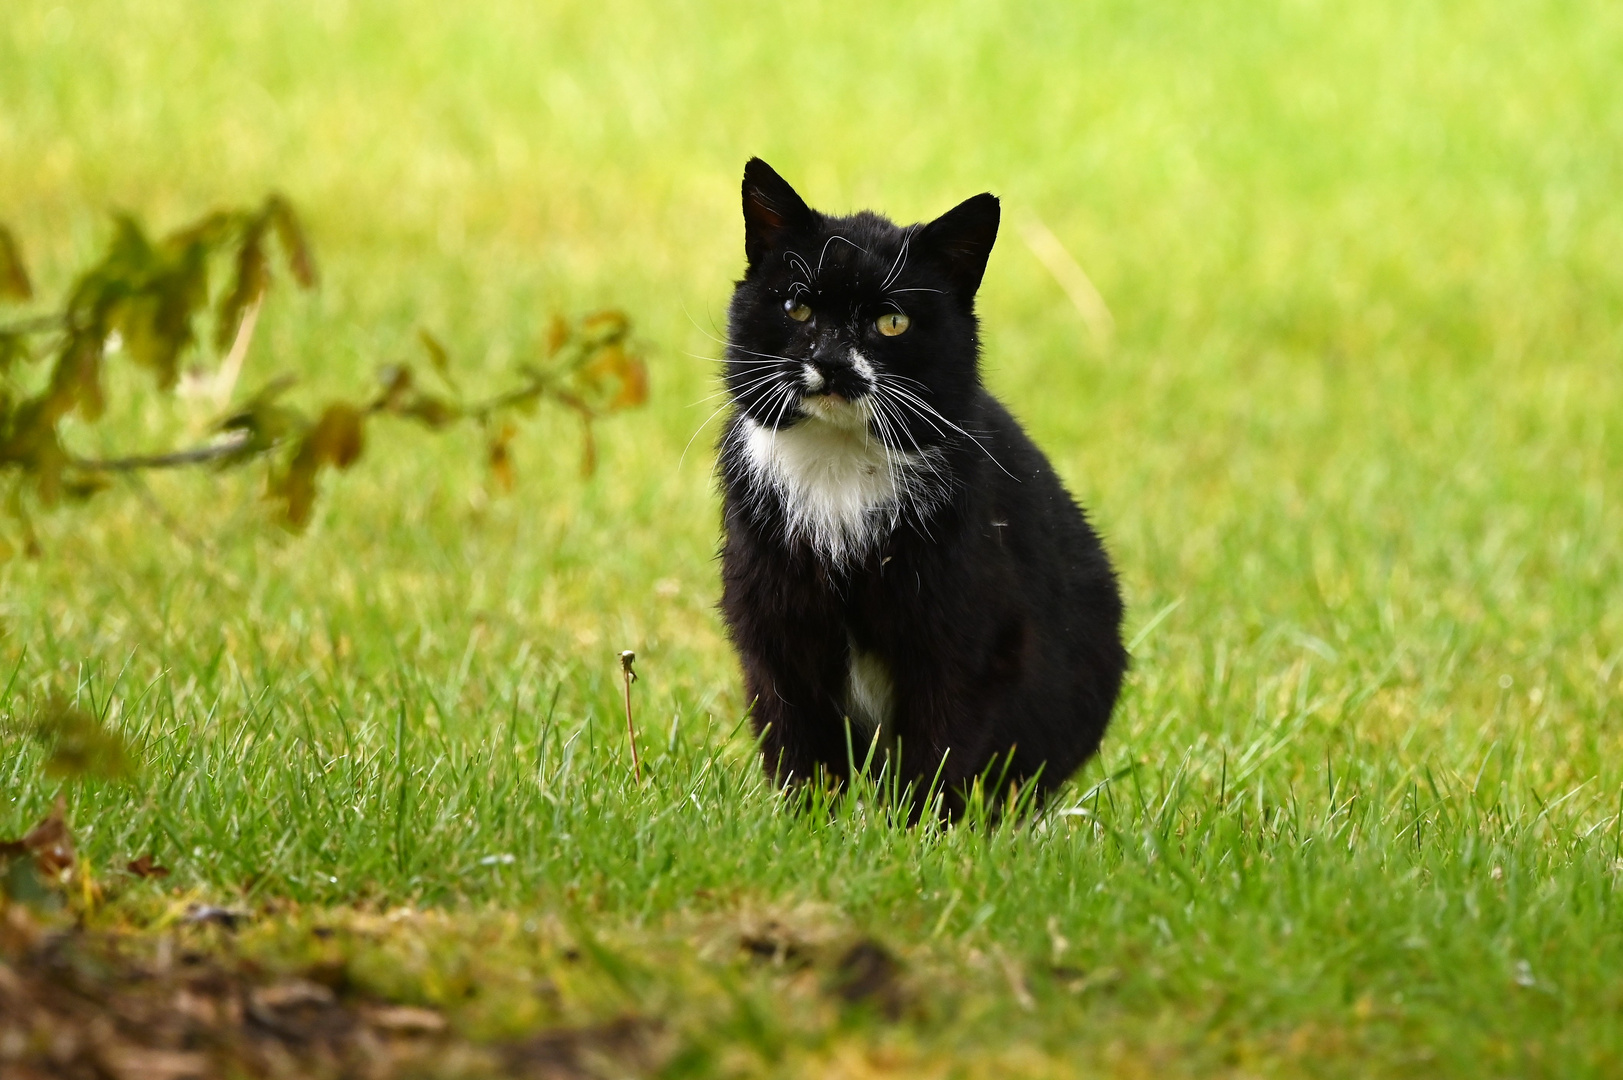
717,158,1126,815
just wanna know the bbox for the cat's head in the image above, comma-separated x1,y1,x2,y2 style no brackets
724,158,999,447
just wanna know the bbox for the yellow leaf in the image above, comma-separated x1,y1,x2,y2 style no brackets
576,343,649,411
579,309,629,345
272,404,367,529
545,314,570,357
0,224,32,301
309,403,366,468
417,329,455,381
488,422,517,492
266,194,319,288
216,224,269,352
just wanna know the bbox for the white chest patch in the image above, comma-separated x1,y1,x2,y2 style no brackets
736,406,944,564
845,644,896,759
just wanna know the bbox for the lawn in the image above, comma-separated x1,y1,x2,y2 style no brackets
3,0,1622,1075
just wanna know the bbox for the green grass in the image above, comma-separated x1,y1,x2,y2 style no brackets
3,0,1623,1074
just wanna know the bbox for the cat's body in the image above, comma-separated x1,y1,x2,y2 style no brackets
717,159,1126,813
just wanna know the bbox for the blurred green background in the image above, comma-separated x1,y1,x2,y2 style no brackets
4,0,1618,759
3,2,1623,1071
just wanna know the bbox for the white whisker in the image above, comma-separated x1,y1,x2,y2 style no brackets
881,383,1019,481
784,250,814,284
880,227,913,291
867,390,947,543
687,352,785,369
694,369,789,407
729,345,802,363
871,387,932,457
679,400,738,469
816,234,866,278
872,383,949,443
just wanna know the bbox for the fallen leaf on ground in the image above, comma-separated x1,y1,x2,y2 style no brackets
126,855,171,879
831,939,906,1019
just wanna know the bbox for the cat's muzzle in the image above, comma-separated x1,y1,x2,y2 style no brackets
800,355,872,404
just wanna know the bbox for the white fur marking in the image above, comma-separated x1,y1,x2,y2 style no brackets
845,644,895,758
733,355,952,563
849,349,877,384
801,363,825,391
739,411,906,561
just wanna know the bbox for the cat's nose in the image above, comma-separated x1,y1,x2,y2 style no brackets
808,336,846,369
804,347,873,399
807,351,857,384
810,336,864,372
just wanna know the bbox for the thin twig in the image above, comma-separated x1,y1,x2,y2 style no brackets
70,430,254,472
462,368,588,423
1016,211,1115,347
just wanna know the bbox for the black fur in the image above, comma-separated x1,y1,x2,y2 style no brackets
717,158,1127,814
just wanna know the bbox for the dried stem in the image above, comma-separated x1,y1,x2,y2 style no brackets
203,293,262,409
620,650,642,784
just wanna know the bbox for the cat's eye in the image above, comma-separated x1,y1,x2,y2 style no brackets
876,312,910,337
783,298,812,322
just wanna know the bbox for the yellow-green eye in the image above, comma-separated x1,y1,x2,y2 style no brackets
876,312,910,337
783,298,812,322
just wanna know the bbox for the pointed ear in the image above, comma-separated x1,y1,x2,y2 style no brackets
919,193,1000,299
742,158,814,270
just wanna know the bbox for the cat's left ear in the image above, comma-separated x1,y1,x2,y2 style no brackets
919,193,1001,300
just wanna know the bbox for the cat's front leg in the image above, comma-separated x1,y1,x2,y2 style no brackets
720,513,853,787
740,644,852,787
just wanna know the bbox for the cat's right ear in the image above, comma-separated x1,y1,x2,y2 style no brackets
919,192,1001,302
742,158,814,270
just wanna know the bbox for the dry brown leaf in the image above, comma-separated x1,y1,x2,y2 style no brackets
308,403,366,469
0,222,32,300
830,939,906,1019
488,422,517,492
21,797,75,877
216,221,269,352
126,854,171,879
417,329,455,383
578,309,629,344
266,194,319,288
575,343,649,412
544,313,570,357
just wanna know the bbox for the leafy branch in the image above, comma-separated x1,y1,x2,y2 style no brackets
0,198,647,548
